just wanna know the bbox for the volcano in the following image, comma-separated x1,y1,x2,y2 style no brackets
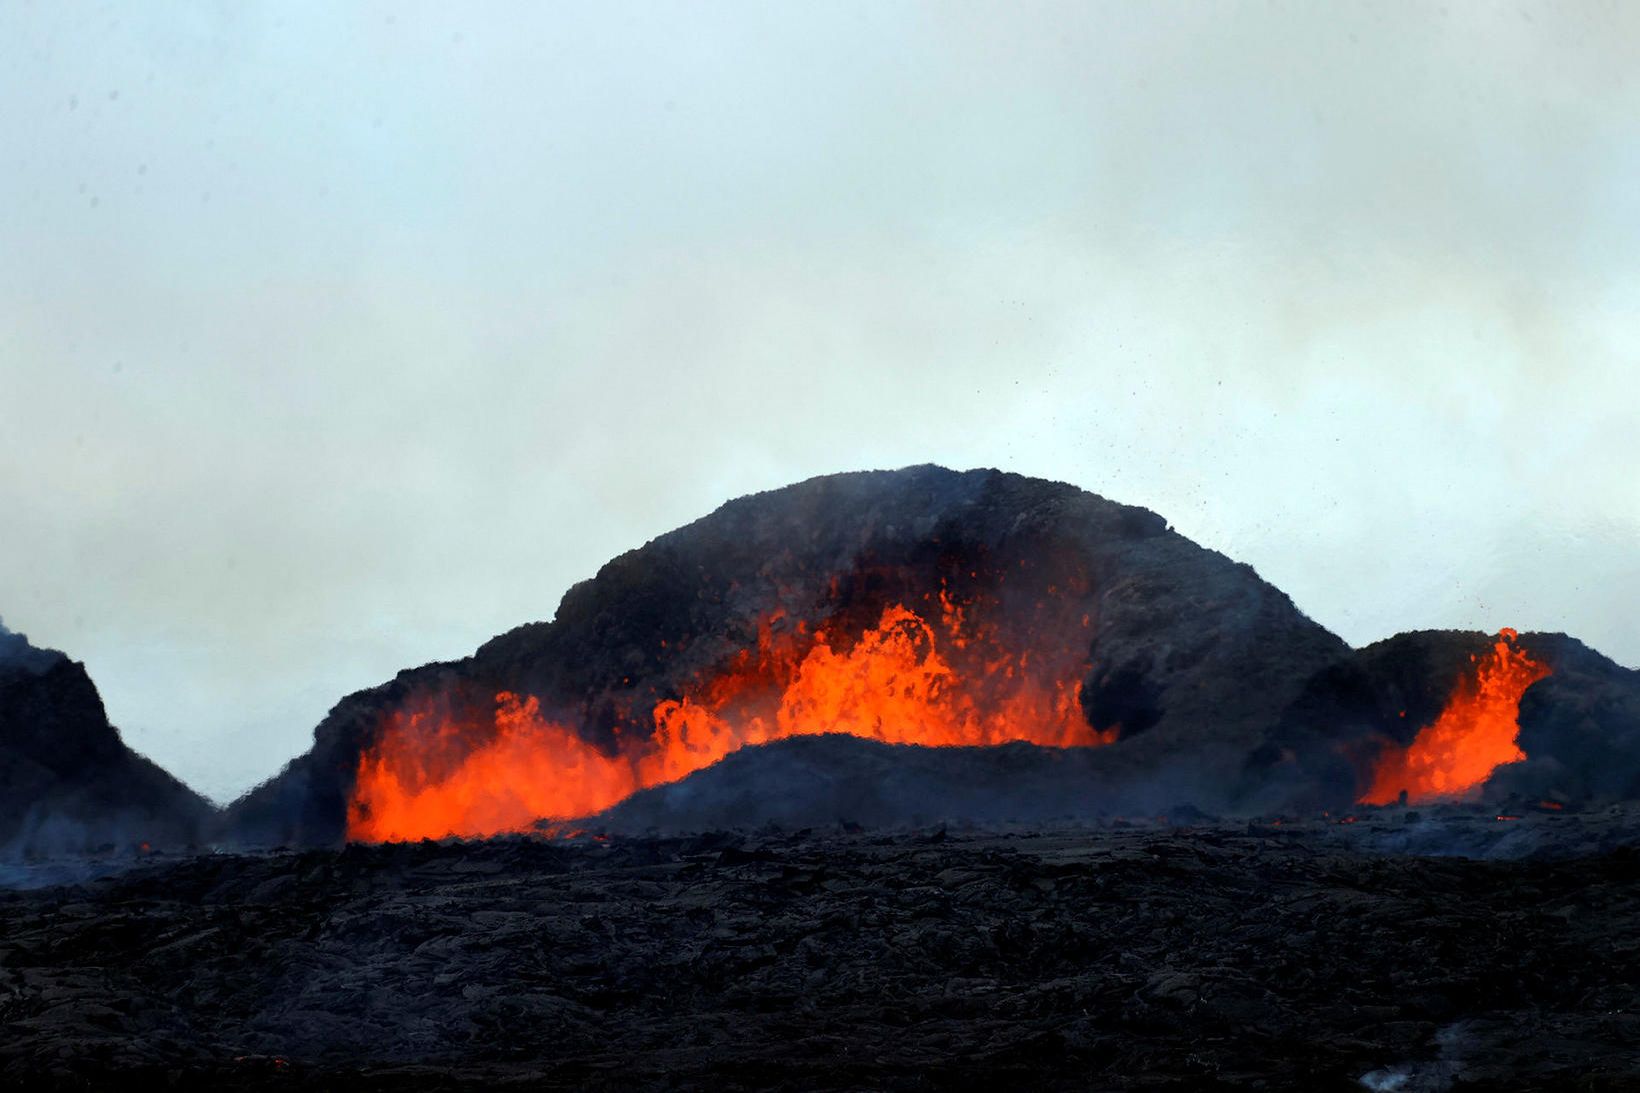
225,466,1352,845
221,467,1640,845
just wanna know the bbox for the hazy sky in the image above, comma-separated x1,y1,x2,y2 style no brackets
3,1,1636,802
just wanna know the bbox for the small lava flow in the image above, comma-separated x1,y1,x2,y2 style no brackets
1360,629,1552,806
347,591,1114,843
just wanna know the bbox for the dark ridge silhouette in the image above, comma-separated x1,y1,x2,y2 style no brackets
0,625,211,858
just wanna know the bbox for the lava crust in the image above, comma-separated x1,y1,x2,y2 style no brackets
3,818,1638,1090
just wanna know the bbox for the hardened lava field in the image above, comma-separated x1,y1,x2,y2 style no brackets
3,813,1639,1091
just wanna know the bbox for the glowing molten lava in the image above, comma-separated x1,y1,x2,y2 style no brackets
348,598,1115,842
1359,629,1551,805
347,692,651,843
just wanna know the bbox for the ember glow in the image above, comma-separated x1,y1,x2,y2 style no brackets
347,594,1114,842
1359,629,1551,805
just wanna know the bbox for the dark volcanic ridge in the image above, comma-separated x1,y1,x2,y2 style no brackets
4,466,1639,858
0,620,211,859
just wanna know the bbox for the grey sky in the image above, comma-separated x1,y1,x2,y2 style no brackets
2,1,1636,802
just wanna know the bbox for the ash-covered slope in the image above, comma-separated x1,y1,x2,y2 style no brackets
1,622,212,857
583,732,1245,834
587,734,1125,833
227,466,1349,845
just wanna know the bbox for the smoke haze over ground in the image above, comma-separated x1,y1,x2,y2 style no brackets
2,2,1637,800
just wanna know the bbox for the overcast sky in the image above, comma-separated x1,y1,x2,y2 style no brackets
2,1,1636,802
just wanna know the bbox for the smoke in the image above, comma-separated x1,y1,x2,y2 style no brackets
1358,1022,1474,1092
0,780,185,889
1,3,1637,801
0,801,149,876
0,774,207,880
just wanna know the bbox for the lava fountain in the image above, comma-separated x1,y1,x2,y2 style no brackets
348,586,1116,842
1359,629,1552,805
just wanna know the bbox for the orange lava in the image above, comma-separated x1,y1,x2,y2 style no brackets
348,692,650,843
1359,629,1551,806
348,598,1115,842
